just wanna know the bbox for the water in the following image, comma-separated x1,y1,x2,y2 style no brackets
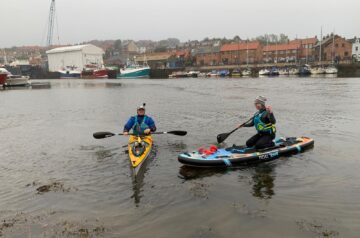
0,77,359,237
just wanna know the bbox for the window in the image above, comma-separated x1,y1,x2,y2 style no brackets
342,43,345,47
356,46,359,51
345,52,349,56
335,43,339,47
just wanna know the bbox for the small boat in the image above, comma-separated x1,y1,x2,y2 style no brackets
258,68,270,76
241,68,252,77
218,69,230,77
0,68,8,85
279,68,290,75
207,70,219,77
288,68,299,75
187,71,200,78
231,69,241,77
81,64,108,79
269,67,280,76
198,72,207,78
169,71,188,78
128,135,153,176
310,67,326,74
325,65,338,74
298,64,312,76
117,62,150,79
6,75,30,87
178,137,314,167
58,66,81,79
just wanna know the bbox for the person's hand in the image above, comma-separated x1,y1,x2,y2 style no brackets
266,105,273,113
123,131,129,135
144,129,151,135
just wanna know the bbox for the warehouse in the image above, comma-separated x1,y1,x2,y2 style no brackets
46,44,104,72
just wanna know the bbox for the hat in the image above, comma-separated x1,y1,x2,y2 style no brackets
254,96,267,106
137,103,146,110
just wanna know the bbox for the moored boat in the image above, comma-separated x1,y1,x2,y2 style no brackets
258,68,270,76
0,68,8,85
58,66,81,79
117,62,150,79
310,67,326,74
81,64,108,79
298,64,312,76
325,65,338,74
231,69,241,77
128,135,153,176
241,68,252,77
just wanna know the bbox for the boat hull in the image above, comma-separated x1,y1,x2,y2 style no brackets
5,76,30,87
117,67,150,79
128,135,153,176
0,74,6,85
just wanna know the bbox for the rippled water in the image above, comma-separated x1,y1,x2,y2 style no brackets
0,77,359,237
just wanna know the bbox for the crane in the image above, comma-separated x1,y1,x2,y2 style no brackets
46,0,56,46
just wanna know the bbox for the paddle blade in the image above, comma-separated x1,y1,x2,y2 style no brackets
167,130,187,136
217,133,230,143
93,132,115,139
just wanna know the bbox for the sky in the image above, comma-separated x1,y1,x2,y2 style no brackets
0,0,359,47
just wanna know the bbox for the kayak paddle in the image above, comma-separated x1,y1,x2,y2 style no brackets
216,116,255,143
93,130,187,139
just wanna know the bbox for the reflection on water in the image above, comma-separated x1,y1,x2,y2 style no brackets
251,165,275,199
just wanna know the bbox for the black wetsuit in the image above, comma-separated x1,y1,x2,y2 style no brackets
244,109,276,150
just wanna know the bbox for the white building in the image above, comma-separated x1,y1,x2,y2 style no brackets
46,44,104,72
352,37,360,61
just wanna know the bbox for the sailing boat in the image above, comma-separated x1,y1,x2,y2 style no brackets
242,39,252,76
311,28,326,74
325,31,338,74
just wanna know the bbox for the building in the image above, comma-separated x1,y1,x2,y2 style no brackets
263,43,301,63
220,42,262,65
194,46,221,66
290,37,317,62
314,34,352,62
135,52,173,69
46,44,104,72
350,37,360,61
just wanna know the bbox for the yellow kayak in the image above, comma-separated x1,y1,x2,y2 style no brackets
128,135,153,176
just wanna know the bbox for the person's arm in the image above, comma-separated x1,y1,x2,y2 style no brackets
123,117,135,133
146,117,157,132
265,106,276,124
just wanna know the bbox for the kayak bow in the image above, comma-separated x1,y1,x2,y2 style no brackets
128,135,153,176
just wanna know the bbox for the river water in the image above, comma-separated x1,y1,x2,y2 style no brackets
0,77,359,237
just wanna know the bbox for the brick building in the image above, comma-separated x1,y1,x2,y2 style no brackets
194,46,221,66
314,35,352,62
290,37,317,62
263,43,301,63
220,42,262,65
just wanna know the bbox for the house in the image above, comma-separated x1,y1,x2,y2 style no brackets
194,46,221,66
46,44,104,72
290,37,317,62
314,34,352,62
262,43,301,63
350,37,360,61
135,52,175,69
220,42,262,65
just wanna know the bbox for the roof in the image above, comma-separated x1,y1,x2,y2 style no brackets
46,44,104,54
220,42,260,52
263,43,300,52
194,46,221,55
290,37,317,45
314,35,344,48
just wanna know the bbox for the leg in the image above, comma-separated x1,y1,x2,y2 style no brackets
255,134,275,150
246,133,261,148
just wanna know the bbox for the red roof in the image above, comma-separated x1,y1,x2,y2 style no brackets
290,37,317,45
220,42,260,52
263,43,300,52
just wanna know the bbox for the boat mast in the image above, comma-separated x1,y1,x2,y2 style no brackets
3,49,8,65
319,26,322,64
306,36,308,64
332,29,335,63
246,39,249,68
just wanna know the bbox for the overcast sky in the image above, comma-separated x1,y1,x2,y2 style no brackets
0,0,359,47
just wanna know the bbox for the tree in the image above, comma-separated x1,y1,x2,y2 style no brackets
114,39,122,50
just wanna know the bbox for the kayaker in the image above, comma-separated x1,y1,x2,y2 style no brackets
243,96,276,150
123,104,156,135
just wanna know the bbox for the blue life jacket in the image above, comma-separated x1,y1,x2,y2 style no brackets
132,116,149,135
254,111,276,134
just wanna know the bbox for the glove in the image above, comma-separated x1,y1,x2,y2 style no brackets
123,131,129,135
144,129,151,135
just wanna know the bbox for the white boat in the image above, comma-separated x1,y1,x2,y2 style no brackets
6,75,30,87
186,71,200,78
310,67,326,74
242,68,252,77
58,66,81,79
258,69,270,76
198,72,207,78
288,68,300,75
279,68,290,75
325,65,338,74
